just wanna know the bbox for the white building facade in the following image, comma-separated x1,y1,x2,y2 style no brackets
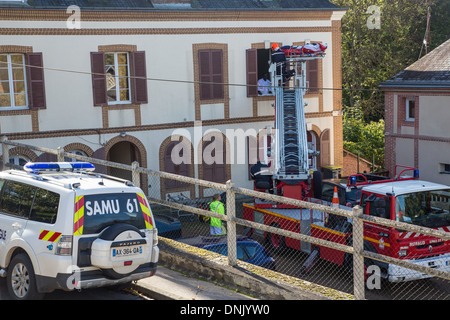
0,0,346,198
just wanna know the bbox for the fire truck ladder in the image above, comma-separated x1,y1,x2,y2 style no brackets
269,53,325,183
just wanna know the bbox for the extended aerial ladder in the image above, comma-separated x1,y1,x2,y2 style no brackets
268,45,325,185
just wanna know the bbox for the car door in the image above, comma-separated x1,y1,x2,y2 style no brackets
363,193,393,256
0,180,34,266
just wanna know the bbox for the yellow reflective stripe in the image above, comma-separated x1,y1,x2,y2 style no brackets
74,195,84,235
137,193,153,229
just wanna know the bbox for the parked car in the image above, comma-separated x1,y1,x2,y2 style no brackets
0,162,159,300
154,213,182,239
181,235,275,270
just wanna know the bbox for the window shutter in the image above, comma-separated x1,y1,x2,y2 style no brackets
90,52,107,106
202,137,226,183
26,52,46,109
198,49,223,100
320,129,330,167
91,147,106,174
214,147,227,183
164,141,189,189
131,51,148,104
307,59,319,94
246,49,258,97
211,50,223,100
199,50,211,100
36,152,57,162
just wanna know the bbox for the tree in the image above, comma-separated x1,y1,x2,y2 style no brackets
343,107,385,168
332,0,448,122
332,0,449,169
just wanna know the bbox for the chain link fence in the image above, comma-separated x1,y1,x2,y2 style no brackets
1,138,449,300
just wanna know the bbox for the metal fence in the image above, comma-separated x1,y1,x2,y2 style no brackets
2,138,450,300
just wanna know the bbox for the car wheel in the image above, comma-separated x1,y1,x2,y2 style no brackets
7,253,44,300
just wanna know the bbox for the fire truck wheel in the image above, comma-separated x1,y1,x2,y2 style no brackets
343,239,388,275
267,223,285,252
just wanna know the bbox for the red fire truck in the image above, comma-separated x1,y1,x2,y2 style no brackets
245,165,450,282
244,44,450,282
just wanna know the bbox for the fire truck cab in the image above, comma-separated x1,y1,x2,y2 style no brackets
353,171,450,281
312,166,450,282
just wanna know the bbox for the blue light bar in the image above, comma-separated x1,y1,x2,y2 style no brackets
413,169,419,178
24,162,95,173
349,175,357,186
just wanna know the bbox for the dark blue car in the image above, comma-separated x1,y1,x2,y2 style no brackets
154,213,182,239
181,236,276,270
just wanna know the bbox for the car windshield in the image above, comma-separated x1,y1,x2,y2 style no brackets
346,187,361,202
82,193,147,234
395,189,450,228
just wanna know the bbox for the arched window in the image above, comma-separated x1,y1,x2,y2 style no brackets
64,150,87,162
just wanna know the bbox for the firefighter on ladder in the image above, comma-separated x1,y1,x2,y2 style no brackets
271,43,295,86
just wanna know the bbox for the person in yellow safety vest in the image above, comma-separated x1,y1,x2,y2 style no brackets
209,194,226,235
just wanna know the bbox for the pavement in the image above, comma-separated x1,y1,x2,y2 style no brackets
136,266,255,300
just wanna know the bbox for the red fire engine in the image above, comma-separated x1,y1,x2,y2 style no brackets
244,44,450,282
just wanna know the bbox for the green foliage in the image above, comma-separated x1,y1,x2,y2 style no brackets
343,107,385,169
332,0,448,122
333,0,448,169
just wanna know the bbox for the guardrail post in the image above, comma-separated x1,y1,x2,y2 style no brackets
57,147,65,162
226,180,237,266
131,161,140,188
352,205,365,300
1,136,9,170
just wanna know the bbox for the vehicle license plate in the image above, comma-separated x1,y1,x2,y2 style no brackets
112,246,142,257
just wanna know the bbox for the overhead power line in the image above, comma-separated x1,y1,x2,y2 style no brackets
0,59,381,93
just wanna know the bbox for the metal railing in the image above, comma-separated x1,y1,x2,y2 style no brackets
1,137,449,300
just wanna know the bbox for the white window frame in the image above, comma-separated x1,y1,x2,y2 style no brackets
0,53,28,110
9,155,30,168
440,163,450,174
105,52,131,105
64,150,87,162
405,98,415,122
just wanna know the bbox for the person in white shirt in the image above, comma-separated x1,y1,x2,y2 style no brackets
257,73,272,96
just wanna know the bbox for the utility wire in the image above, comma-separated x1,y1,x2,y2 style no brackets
1,59,380,93
1,59,445,94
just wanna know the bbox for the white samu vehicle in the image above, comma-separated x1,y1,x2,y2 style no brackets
0,162,159,300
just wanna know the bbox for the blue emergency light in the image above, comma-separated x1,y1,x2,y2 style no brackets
413,169,419,178
24,162,95,173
